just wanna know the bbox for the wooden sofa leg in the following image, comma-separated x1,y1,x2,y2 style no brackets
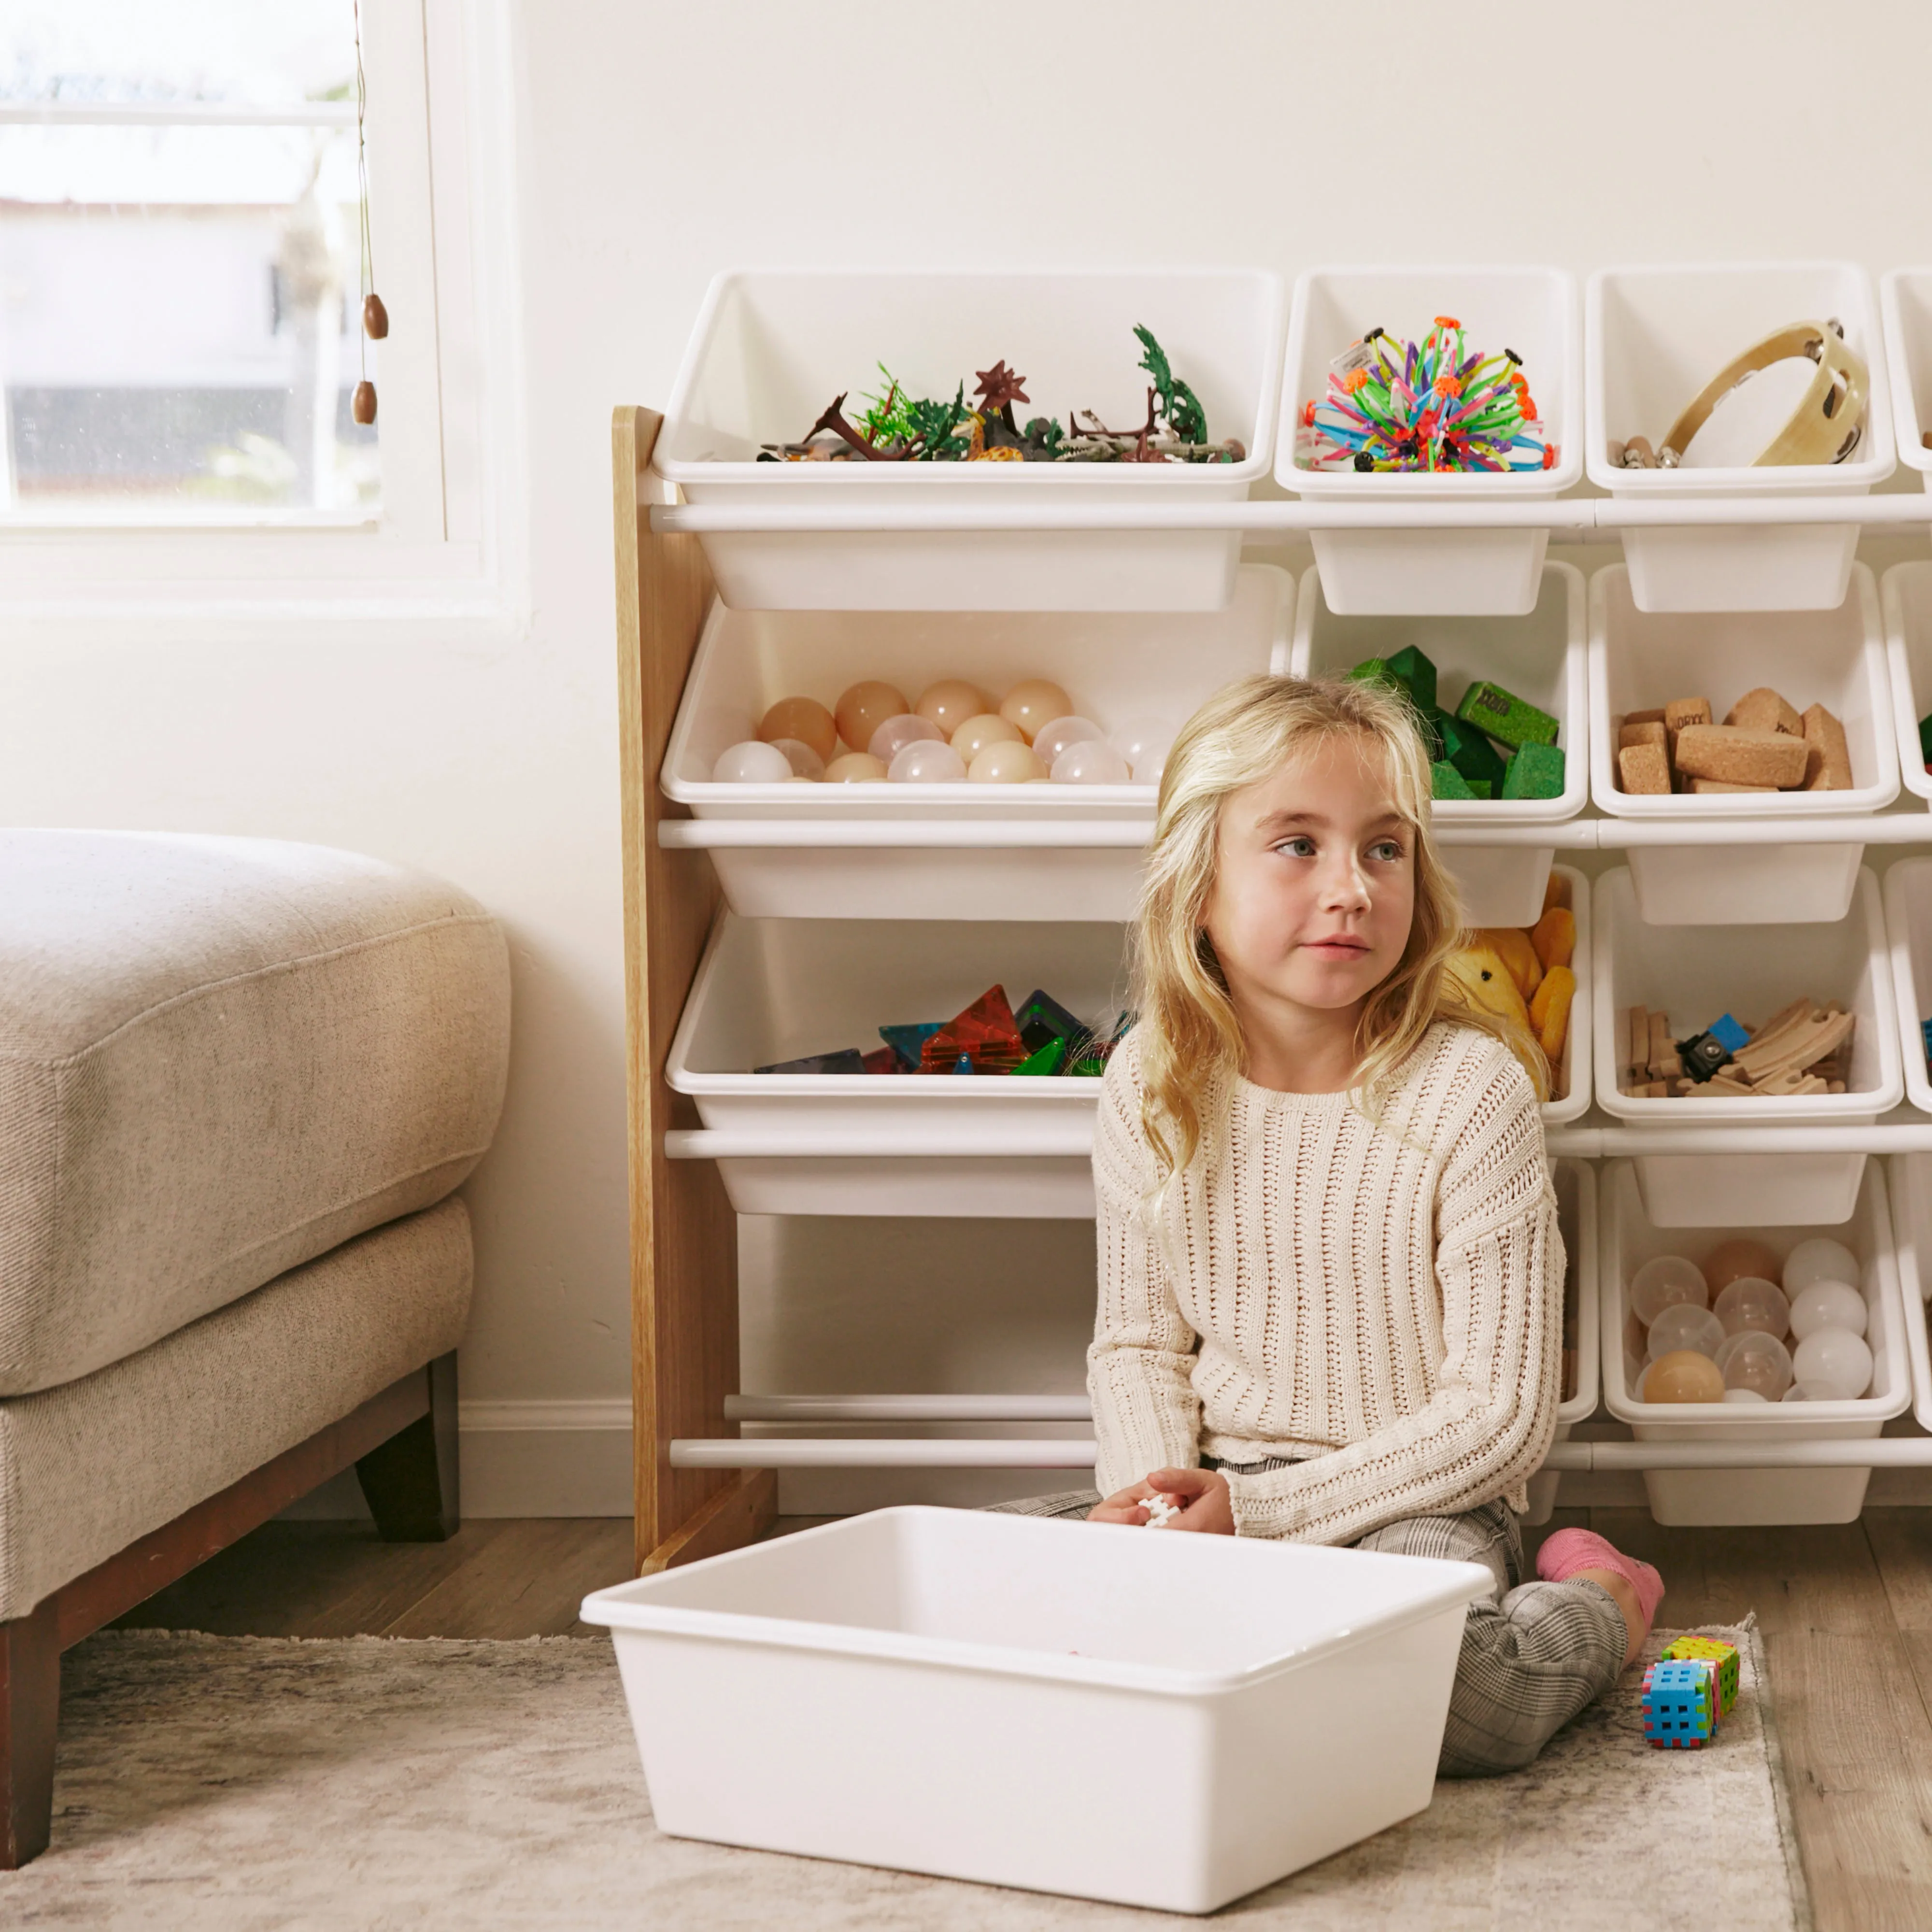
0,1596,59,1869
355,1351,460,1542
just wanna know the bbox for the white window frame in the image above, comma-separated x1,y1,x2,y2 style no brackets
0,0,526,625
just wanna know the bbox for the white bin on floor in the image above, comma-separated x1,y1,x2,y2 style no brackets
1882,561,1932,808
581,1507,1492,1915
1522,1159,1601,1526
653,269,1284,611
1885,1155,1932,1435
1591,867,1902,1226
1599,1161,1909,1525
1290,562,1588,926
660,567,1292,921
1585,262,1895,611
1276,267,1581,614
1879,269,1932,504
1589,563,1897,924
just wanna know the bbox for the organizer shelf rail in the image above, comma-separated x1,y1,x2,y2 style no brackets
616,401,1932,1575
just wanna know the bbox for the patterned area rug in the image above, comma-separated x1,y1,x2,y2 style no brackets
2,1623,1807,1930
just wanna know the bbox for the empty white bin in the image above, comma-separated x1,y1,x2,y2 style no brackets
1882,561,1932,807
1881,856,1932,1114
1879,269,1932,502
1291,561,1588,925
580,1506,1492,1914
1885,1155,1932,1435
1585,262,1896,611
653,269,1285,611
1591,867,1902,1225
1599,1161,1909,1524
1589,562,1898,923
660,566,1292,922
1277,267,1582,614
1522,1159,1601,1527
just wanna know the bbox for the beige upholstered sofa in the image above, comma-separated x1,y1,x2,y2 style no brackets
0,830,511,1866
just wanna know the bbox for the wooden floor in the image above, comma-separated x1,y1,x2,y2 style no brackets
115,1506,1932,1930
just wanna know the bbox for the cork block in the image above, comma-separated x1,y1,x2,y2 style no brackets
1500,742,1565,800
1625,708,1667,726
1801,703,1852,791
1673,725,1809,789
1619,720,1668,753
1725,686,1803,738
1687,778,1776,794
1618,742,1672,794
1664,697,1713,733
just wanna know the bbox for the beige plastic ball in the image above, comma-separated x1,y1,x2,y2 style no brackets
999,679,1074,745
1641,1350,1727,1404
915,679,989,739
824,752,887,782
757,696,838,764
951,712,1023,763
968,740,1047,783
1702,1237,1783,1295
835,681,909,754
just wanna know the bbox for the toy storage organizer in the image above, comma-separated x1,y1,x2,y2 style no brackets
617,261,1932,1579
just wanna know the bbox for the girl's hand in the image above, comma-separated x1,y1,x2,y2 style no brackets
1087,1467,1235,1534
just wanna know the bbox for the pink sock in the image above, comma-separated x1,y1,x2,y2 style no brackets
1535,1528,1665,1632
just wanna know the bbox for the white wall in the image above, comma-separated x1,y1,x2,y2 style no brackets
8,0,1932,1514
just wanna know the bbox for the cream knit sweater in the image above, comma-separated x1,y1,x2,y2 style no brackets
1088,1020,1563,1544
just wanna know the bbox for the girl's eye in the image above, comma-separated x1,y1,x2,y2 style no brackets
1367,838,1405,863
1279,836,1318,859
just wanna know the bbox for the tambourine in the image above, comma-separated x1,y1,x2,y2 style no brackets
1659,321,1867,468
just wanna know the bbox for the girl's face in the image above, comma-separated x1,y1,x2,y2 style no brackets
1202,733,1417,1024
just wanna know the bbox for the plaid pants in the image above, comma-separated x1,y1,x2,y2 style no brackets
986,1482,1626,1778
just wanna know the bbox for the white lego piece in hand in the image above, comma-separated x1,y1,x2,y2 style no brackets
1142,1492,1181,1529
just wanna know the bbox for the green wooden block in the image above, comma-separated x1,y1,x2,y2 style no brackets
1456,680,1559,749
1918,710,1932,767
1431,760,1476,801
1348,656,1394,691
1385,645,1437,715
1434,708,1507,790
1464,778,1492,799
1500,741,1566,799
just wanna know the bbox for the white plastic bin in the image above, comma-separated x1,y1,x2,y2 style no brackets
1586,263,1895,611
1881,856,1932,1114
1885,1155,1932,1435
581,1506,1492,1914
661,567,1292,921
1277,267,1581,614
1291,562,1588,925
667,916,1123,1215
1879,269,1932,499
1522,1159,1601,1526
1882,561,1932,806
1591,867,1902,1225
1589,562,1898,923
1599,1161,1910,1524
653,269,1285,611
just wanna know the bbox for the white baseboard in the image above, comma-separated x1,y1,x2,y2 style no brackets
276,1398,634,1521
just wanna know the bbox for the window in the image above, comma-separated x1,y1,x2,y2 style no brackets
0,0,518,612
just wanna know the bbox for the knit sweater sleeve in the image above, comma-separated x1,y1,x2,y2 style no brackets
1085,1043,1204,1499
1222,1038,1563,1544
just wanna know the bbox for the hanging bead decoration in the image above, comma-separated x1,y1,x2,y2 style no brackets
351,0,382,425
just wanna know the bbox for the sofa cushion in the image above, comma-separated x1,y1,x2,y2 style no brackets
0,831,509,1393
0,1196,472,1619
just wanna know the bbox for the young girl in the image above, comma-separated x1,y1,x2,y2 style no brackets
998,673,1663,1779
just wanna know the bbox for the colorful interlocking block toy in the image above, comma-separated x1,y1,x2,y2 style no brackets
1662,1635,1740,1716
1642,1658,1719,1749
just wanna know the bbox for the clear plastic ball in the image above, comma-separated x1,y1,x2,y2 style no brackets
1641,1350,1726,1404
1110,717,1176,784
768,737,824,781
914,679,988,739
951,713,1022,764
868,713,944,764
1715,1329,1794,1400
1031,715,1107,769
1700,1237,1783,1294
1646,1304,1726,1363
1711,1276,1790,1340
887,739,967,784
1788,1279,1867,1341
823,752,887,782
757,696,838,763
967,740,1046,784
1051,740,1134,785
1780,1382,1837,1404
1790,1326,1873,1401
1783,1237,1861,1297
1723,1388,1770,1404
1629,1255,1709,1327
836,681,909,754
999,679,1074,744
711,739,795,784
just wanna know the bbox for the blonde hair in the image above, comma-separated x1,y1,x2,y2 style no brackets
1132,672,1518,1183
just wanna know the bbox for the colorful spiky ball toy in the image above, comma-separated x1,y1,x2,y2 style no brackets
1300,317,1558,475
